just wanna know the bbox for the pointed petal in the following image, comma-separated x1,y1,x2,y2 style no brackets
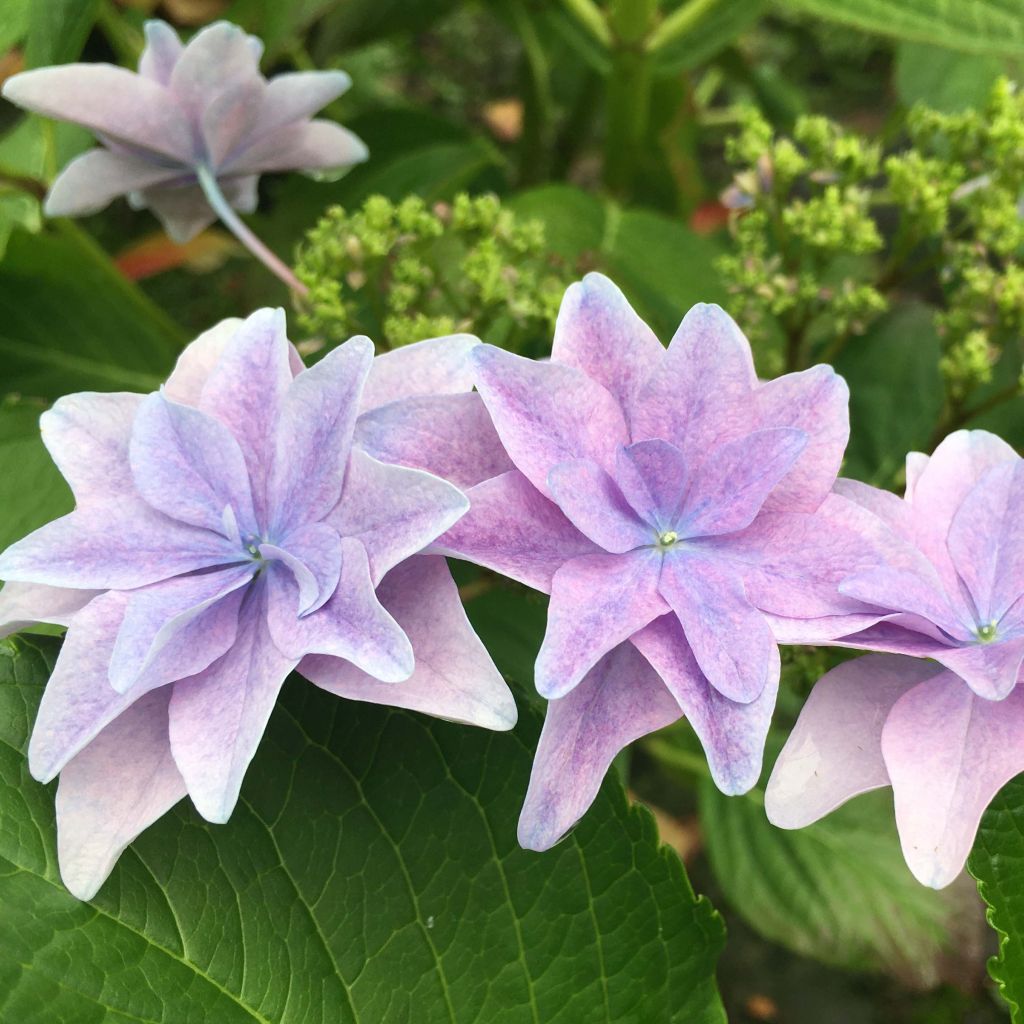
262,521,343,617
269,336,374,534
536,549,667,699
832,477,913,541
472,345,630,499
136,184,217,244
168,584,296,823
550,273,664,421
301,556,516,730
883,670,1024,888
359,334,479,414
765,654,939,829
169,21,259,125
265,538,413,681
615,439,689,528
138,20,183,84
45,149,181,218
164,318,245,405
932,638,1024,701
905,451,929,500
354,392,513,489
434,470,598,593
680,428,807,537
39,391,141,506
330,448,467,585
2,65,193,161
519,643,681,851
631,615,777,794
226,120,367,174
659,550,776,703
0,582,97,638
130,392,256,535
547,459,649,553
255,70,351,134
55,687,186,900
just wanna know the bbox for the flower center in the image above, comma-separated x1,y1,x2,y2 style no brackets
977,622,998,644
656,530,679,549
243,534,265,561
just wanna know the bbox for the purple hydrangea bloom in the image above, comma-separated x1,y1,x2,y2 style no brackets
0,310,516,900
1,19,366,242
435,272,889,849
766,430,1024,887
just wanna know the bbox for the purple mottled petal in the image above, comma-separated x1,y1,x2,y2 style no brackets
0,501,235,590
519,643,680,851
55,687,186,900
253,70,351,135
932,638,1024,701
199,308,293,524
536,548,667,699
45,149,181,217
680,428,806,537
354,392,513,488
226,119,367,174
138,20,183,84
164,318,244,405
660,550,776,703
130,392,256,535
615,439,689,528
266,538,413,681
359,334,479,414
168,583,296,823
261,520,342,616
330,448,467,585
547,459,649,553
550,272,664,419
40,391,141,505
948,461,1024,625
883,670,1024,888
108,564,252,693
473,345,630,498
0,582,98,638
753,365,849,513
269,336,374,534
631,615,777,794
302,556,516,730
2,65,193,161
831,620,956,656
434,470,599,593
832,477,913,537
765,654,938,829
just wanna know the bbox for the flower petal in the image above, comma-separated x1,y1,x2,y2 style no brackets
472,344,630,499
359,334,479,414
0,582,98,638
832,477,913,540
55,687,186,901
226,119,367,174
765,653,939,829
536,548,667,699
932,638,1024,701
659,550,777,703
138,20,183,85
615,439,689,528
45,149,182,218
261,520,342,617
354,392,513,489
883,669,1024,888
518,643,681,851
163,318,245,405
301,555,516,731
134,184,218,244
434,470,598,593
254,70,351,135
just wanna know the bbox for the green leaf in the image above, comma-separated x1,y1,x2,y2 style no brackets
24,0,99,66
0,635,727,1024
650,0,766,76
700,781,971,988
834,302,944,484
0,189,40,260
0,225,186,399
895,41,1005,112
969,774,1024,1022
775,0,1024,59
0,0,30,53
0,401,71,552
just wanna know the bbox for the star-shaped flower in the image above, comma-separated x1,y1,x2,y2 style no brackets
1,19,366,243
436,272,888,849
766,430,1024,887
0,310,515,900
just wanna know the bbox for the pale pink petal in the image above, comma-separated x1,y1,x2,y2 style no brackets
138,20,183,85
0,582,98,638
359,334,479,414
261,521,343,616
615,439,689,528
932,638,1024,701
253,70,351,135
832,477,913,541
134,184,217,244
45,149,182,217
163,318,244,405
226,119,367,174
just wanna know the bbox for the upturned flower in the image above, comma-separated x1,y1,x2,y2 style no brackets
1,19,366,288
767,430,1024,887
0,310,515,900
436,272,888,849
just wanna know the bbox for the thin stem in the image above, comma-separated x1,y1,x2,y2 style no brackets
603,46,652,196
195,164,308,296
646,0,726,53
559,0,614,47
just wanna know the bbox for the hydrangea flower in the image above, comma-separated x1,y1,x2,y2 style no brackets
766,430,1024,887
1,19,366,288
0,310,516,900
435,272,889,849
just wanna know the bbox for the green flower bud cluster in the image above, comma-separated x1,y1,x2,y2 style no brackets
295,193,570,353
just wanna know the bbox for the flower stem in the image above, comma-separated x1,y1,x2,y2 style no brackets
195,164,308,296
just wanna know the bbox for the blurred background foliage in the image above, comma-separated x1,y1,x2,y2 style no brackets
1,1,1023,1021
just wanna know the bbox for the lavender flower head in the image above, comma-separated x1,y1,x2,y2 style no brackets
0,310,516,900
767,431,1024,887
1,19,367,243
436,272,889,850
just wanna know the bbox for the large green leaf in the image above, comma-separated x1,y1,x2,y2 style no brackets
651,0,766,75
775,0,1024,59
24,0,99,66
0,225,185,400
895,41,1005,112
0,635,727,1023
969,774,1024,1022
700,780,971,988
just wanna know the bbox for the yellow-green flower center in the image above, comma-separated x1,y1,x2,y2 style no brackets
977,622,998,643
657,530,679,549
